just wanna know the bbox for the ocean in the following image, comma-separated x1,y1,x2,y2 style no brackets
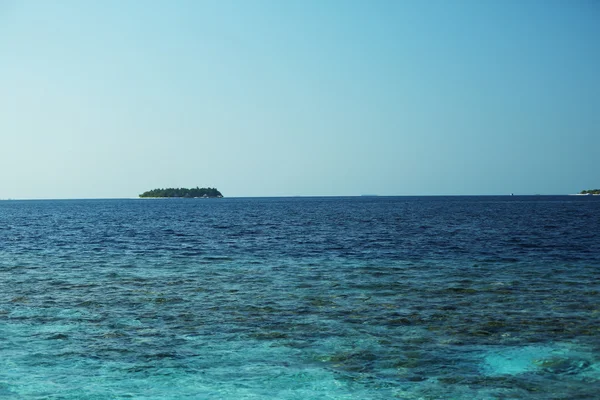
0,196,599,399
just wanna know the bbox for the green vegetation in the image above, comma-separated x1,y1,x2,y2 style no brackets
580,189,600,195
139,187,223,198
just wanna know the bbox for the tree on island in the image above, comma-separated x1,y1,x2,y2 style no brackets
580,189,600,195
139,187,223,198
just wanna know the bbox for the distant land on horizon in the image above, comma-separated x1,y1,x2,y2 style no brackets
580,189,600,195
139,187,223,198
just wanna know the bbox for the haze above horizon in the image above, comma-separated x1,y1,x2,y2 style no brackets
1,0,598,199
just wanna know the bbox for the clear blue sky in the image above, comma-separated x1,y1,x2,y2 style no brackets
1,0,598,198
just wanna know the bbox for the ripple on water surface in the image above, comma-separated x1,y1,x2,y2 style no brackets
0,197,599,399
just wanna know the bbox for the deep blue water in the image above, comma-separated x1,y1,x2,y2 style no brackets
1,196,599,399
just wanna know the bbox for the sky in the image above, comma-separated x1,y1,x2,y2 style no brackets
1,0,598,198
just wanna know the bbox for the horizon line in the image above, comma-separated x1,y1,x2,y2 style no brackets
0,194,593,201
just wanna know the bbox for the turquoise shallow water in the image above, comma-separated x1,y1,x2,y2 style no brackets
0,196,599,399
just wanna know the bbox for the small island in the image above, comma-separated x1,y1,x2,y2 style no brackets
139,187,223,198
580,189,600,195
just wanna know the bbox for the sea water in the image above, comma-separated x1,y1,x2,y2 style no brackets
0,196,598,399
